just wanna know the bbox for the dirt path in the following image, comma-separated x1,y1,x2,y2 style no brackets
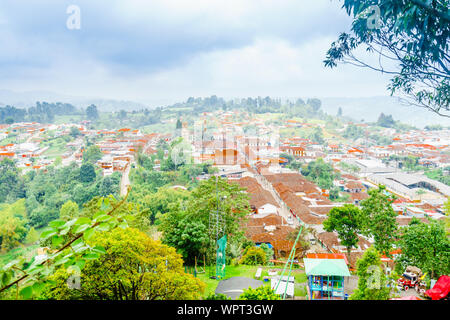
120,163,131,196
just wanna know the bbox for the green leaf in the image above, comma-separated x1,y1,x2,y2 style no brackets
31,282,45,295
60,226,71,236
51,235,65,248
124,214,136,221
74,224,90,234
92,210,106,220
95,223,110,232
71,241,87,253
53,258,69,266
83,228,95,241
41,228,58,240
64,218,78,228
49,219,66,229
91,246,106,255
75,217,91,225
27,265,44,276
2,259,20,271
1,271,12,287
75,259,86,270
83,252,100,260
101,198,110,210
20,285,33,299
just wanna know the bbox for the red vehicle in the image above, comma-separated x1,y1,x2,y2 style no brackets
425,275,450,300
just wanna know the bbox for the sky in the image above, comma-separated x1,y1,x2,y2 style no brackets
0,0,396,105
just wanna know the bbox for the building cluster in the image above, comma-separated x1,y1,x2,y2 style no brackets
0,122,164,176
174,111,449,272
2,111,448,293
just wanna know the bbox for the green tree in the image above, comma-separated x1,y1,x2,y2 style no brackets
360,186,398,256
79,163,96,183
0,158,23,202
350,246,391,300
259,243,274,264
239,247,267,266
377,113,396,128
301,158,336,189
323,204,361,259
24,227,39,245
206,293,231,300
329,187,340,200
0,195,133,299
160,210,209,265
82,145,103,164
325,0,450,117
133,187,191,224
398,218,450,279
176,119,182,129
239,286,280,300
59,200,79,221
309,127,325,145
69,127,81,138
0,200,28,252
43,227,205,300
117,110,127,122
85,104,99,120
159,177,250,263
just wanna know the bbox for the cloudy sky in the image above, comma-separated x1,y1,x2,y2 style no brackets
0,0,395,105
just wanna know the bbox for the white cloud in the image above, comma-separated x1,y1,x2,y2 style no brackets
116,37,393,103
0,1,393,104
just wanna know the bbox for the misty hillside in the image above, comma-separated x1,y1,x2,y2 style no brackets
0,90,147,112
321,96,450,128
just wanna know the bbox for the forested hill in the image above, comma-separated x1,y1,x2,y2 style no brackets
0,102,80,124
321,96,450,128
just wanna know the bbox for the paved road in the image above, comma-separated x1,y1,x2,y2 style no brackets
120,163,131,197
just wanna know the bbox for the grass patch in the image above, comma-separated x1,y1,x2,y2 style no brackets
294,285,308,297
294,272,307,283
196,265,308,299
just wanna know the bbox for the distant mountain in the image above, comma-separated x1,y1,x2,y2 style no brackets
2,90,448,128
0,90,147,112
321,96,450,128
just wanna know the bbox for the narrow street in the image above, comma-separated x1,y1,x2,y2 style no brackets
236,144,298,227
120,162,131,196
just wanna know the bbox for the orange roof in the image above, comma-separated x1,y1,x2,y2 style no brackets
118,128,131,132
307,253,349,265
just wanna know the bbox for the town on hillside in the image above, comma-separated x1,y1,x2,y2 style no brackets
0,0,449,308
1,102,449,301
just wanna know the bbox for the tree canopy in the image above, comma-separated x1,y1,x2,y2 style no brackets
43,227,205,300
323,204,362,258
325,0,450,117
397,218,450,278
359,186,398,255
350,246,391,300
